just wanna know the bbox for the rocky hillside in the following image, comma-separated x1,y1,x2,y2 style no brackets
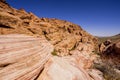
0,34,103,80
0,1,97,56
0,1,103,80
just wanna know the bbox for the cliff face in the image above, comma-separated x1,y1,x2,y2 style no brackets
0,1,103,80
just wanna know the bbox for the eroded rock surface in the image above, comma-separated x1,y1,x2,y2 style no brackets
0,1,98,56
0,34,53,80
38,56,91,80
38,56,102,80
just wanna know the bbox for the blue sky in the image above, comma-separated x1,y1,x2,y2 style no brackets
6,0,120,36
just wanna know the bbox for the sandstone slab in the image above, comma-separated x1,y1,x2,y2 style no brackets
0,34,53,80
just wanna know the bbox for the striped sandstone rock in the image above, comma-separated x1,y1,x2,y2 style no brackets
0,34,53,80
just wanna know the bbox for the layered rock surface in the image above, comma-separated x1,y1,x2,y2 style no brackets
37,56,103,80
38,56,91,80
0,34,53,80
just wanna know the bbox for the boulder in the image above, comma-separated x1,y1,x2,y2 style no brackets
102,40,120,68
114,41,120,54
99,43,105,53
37,56,91,80
38,56,103,80
103,39,111,46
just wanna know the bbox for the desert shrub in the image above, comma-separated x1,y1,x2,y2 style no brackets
94,62,120,80
51,49,57,56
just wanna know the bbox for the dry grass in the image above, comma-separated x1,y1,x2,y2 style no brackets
94,61,120,80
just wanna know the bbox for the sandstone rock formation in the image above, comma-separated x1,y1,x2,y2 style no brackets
0,34,103,80
37,56,91,80
0,1,97,56
0,1,103,80
38,56,103,80
0,34,53,80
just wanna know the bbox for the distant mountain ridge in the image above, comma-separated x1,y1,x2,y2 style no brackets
98,33,120,43
114,33,120,36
